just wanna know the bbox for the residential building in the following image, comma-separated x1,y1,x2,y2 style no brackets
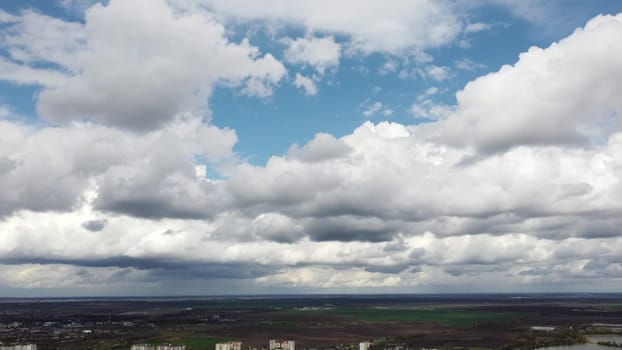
269,340,295,350
216,341,242,350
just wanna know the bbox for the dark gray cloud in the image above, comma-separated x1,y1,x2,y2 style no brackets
408,247,426,261
0,256,277,280
0,256,187,270
144,263,276,280
97,198,207,220
0,157,15,174
303,216,399,242
383,235,409,252
81,219,107,232
443,263,508,277
364,264,412,274
518,266,553,276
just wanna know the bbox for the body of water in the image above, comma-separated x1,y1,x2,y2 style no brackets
538,336,622,350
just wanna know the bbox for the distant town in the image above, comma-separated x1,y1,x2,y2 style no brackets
1,295,622,350
129,339,371,350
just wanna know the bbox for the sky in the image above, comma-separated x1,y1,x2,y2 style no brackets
0,0,621,297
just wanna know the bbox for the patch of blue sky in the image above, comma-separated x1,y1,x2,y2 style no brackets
209,30,517,165
0,82,40,122
1,0,76,20
487,0,622,41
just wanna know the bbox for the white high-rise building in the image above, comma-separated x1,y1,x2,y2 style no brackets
215,341,242,350
156,345,185,350
131,346,152,350
359,342,371,350
269,340,295,350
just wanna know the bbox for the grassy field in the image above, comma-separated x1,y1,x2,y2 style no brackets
257,320,297,328
280,307,526,327
605,304,622,311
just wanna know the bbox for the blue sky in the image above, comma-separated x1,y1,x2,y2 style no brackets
0,0,622,296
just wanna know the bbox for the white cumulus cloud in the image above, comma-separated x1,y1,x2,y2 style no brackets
0,0,286,131
202,0,463,55
293,73,318,96
424,13,622,154
284,36,341,74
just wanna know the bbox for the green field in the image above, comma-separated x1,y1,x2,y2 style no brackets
605,304,622,311
257,320,297,328
281,307,526,327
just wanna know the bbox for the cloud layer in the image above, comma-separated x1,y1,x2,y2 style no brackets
0,1,621,295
